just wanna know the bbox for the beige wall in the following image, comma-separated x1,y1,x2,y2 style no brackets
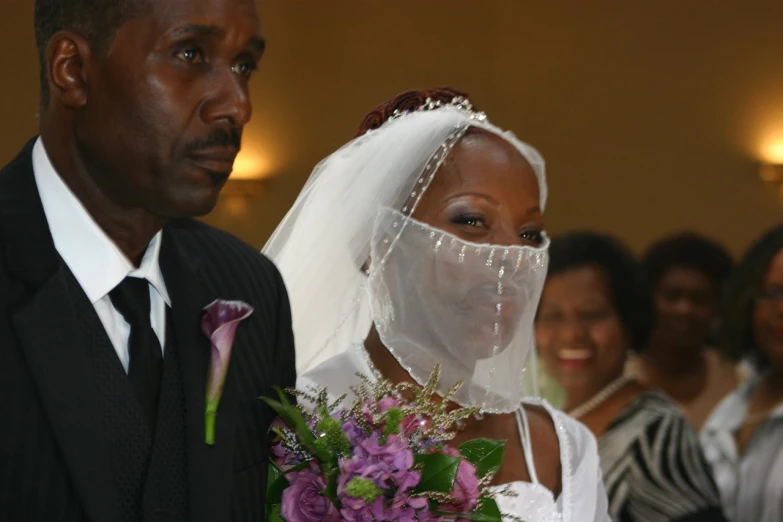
3,1,782,256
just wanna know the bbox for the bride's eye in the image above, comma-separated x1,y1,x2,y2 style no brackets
519,229,544,245
451,214,486,228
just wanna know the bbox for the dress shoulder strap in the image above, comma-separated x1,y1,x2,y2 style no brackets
515,406,540,484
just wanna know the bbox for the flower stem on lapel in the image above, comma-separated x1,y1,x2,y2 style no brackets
202,299,254,445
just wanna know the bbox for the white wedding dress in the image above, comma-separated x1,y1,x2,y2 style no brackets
298,346,612,522
263,98,611,522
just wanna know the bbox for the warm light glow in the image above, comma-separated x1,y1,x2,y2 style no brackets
231,148,271,180
765,142,783,163
759,130,783,163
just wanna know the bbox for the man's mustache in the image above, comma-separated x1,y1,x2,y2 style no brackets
184,128,242,154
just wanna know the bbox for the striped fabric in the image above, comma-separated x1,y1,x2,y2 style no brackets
599,391,727,522
164,219,298,522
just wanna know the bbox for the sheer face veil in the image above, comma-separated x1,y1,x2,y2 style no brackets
263,93,549,413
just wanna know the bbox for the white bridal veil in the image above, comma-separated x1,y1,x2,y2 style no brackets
263,97,549,413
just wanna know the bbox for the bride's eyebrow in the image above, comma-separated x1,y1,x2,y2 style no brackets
443,192,497,204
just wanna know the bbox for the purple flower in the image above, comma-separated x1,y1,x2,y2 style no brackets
201,299,253,445
337,434,428,521
354,433,414,479
281,464,340,522
342,417,369,446
378,396,400,413
339,493,383,521
341,490,428,522
439,447,480,513
270,441,300,469
269,419,303,470
359,400,376,424
381,491,429,521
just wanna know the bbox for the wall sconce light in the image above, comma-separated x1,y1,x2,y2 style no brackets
219,148,272,216
759,163,783,198
222,178,266,197
760,164,783,183
220,179,265,216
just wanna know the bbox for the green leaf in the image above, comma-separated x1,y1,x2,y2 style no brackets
265,464,290,506
320,468,342,510
474,497,503,521
261,388,333,464
266,504,285,522
458,438,506,478
414,453,461,494
268,461,282,482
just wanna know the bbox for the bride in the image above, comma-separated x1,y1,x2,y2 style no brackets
263,87,610,521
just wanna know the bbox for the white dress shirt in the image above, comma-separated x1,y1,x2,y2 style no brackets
701,373,783,522
32,137,169,372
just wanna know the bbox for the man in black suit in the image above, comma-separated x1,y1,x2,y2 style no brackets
0,0,295,520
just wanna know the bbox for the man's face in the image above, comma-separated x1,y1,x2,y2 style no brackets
73,0,264,217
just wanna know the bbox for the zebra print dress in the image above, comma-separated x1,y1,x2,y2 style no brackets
598,391,727,522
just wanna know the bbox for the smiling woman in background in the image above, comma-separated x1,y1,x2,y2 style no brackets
628,233,740,429
701,224,783,522
536,231,727,522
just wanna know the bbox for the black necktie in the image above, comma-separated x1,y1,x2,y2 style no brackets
109,277,164,431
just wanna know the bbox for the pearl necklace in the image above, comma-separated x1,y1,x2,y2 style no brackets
567,375,632,419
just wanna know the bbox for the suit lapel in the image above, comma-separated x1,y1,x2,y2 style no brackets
160,228,240,522
0,139,123,522
1,139,243,521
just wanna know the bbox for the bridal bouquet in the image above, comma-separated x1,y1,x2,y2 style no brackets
263,367,512,522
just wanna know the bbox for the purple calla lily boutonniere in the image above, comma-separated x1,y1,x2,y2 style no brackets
201,299,254,445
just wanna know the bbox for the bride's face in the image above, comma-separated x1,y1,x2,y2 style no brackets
408,129,544,359
412,131,543,242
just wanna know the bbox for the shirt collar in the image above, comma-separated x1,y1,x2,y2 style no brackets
31,137,170,306
703,372,783,433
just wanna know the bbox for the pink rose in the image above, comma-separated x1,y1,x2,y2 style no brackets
281,464,340,522
440,447,481,513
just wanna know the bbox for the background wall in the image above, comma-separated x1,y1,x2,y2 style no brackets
2,1,782,255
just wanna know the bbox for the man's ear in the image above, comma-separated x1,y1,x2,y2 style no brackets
45,31,92,109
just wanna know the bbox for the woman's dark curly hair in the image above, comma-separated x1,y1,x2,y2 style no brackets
355,87,475,138
546,231,654,352
642,232,734,291
720,224,783,368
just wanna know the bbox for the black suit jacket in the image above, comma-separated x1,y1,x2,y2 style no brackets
0,139,296,522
